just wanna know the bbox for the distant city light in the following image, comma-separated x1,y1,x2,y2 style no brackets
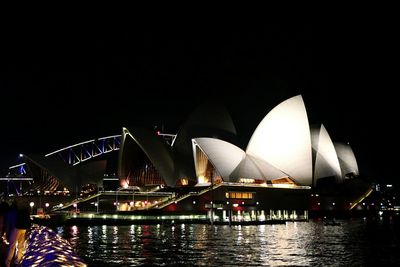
387,184,393,188
19,153,23,158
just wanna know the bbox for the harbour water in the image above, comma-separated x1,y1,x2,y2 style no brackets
57,219,400,266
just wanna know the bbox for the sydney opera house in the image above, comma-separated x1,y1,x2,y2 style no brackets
3,95,364,223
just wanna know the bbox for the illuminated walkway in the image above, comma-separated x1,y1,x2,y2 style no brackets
21,224,86,267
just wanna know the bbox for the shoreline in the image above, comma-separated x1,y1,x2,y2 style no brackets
31,209,399,227
32,214,303,227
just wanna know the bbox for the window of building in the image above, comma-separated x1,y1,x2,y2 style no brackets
225,192,254,199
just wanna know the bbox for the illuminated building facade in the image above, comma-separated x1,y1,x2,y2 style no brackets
115,95,360,222
7,95,363,221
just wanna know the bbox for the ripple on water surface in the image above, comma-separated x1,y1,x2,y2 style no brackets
59,220,400,266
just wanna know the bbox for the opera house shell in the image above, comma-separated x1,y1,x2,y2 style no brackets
119,95,359,189
113,94,366,221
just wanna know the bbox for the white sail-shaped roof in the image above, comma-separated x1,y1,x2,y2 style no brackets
193,138,288,183
334,142,359,178
311,124,342,185
119,127,177,187
192,138,245,182
246,95,312,185
249,155,289,180
230,155,288,182
229,156,265,182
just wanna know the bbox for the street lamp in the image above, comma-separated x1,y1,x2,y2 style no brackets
29,201,34,215
96,194,99,213
132,188,135,211
44,202,49,213
116,189,119,211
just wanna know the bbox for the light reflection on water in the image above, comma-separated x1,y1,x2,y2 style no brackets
59,220,400,266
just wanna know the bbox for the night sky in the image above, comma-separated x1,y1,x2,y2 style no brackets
0,23,397,183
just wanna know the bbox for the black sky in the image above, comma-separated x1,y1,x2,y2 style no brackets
0,23,397,183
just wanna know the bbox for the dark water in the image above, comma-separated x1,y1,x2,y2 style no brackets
57,219,400,266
